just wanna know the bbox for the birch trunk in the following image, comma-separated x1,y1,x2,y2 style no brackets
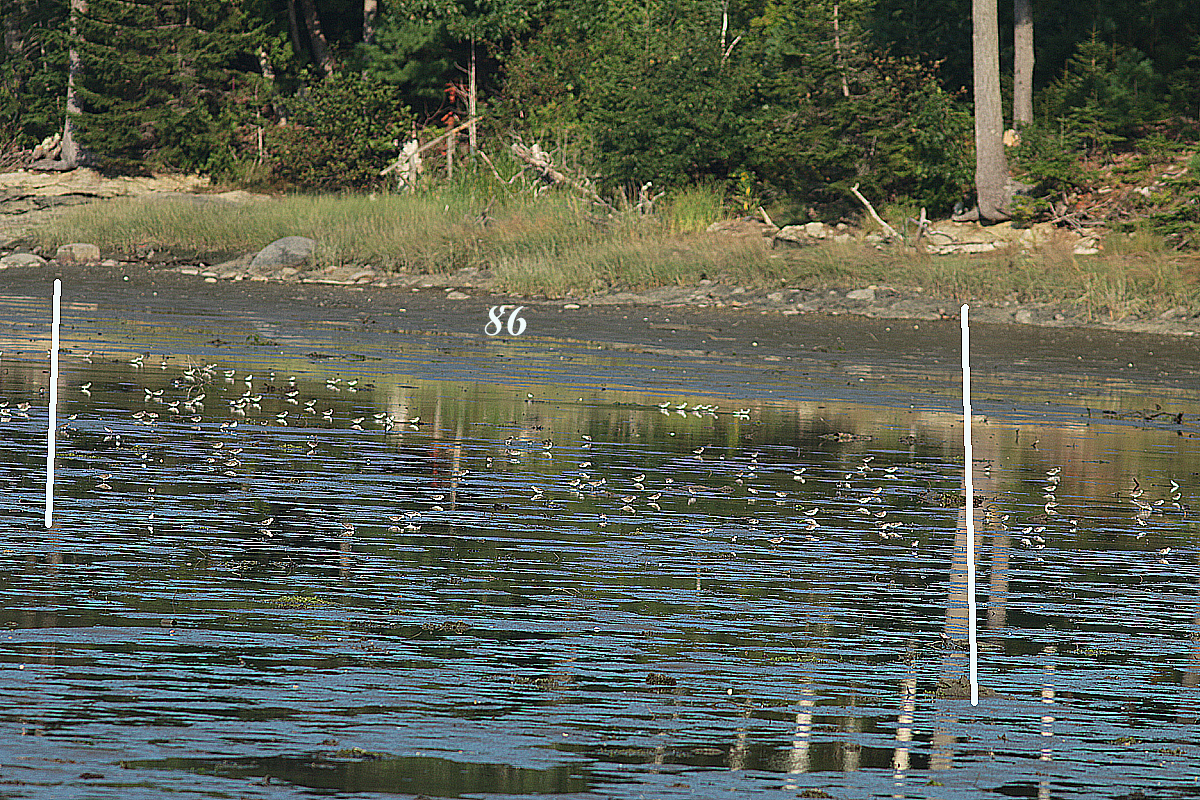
363,0,377,45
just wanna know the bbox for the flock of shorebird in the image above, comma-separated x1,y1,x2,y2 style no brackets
0,350,1183,566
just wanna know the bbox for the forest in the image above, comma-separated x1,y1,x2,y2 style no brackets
2,0,1198,233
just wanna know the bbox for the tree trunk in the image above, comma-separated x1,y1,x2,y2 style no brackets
60,0,87,169
468,35,477,159
363,0,377,45
1013,0,1034,126
299,0,335,78
287,0,303,58
972,0,1010,222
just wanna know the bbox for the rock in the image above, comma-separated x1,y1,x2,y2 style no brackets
445,290,470,300
0,167,208,200
211,254,252,275
1014,309,1034,324
250,236,316,270
774,222,829,248
706,218,778,239
772,225,813,249
846,287,876,302
54,242,100,264
1073,238,1100,255
0,252,47,268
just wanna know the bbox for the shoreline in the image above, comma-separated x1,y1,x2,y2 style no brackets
2,250,1199,339
3,168,1199,340
137,257,1200,339
3,259,1200,403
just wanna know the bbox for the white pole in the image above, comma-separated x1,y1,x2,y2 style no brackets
45,279,61,528
961,303,978,705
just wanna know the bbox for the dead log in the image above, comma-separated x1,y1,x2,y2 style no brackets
510,142,616,212
379,117,478,176
850,183,903,242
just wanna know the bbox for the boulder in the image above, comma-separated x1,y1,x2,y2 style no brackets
54,242,100,264
772,225,814,249
0,252,47,269
250,236,316,270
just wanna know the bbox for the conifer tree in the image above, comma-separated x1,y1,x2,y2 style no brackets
72,0,259,174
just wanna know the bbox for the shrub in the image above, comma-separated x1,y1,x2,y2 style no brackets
268,72,413,192
1010,120,1088,191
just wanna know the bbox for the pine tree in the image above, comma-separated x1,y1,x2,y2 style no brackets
72,0,260,174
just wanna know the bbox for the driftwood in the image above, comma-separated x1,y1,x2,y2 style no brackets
476,149,518,186
510,141,616,211
379,117,478,176
850,183,903,242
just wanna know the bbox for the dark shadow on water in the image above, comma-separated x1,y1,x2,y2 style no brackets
124,752,591,796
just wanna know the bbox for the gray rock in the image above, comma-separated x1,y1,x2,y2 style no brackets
1014,309,1034,324
706,219,778,239
772,225,813,249
804,221,826,238
846,287,876,302
250,236,316,270
55,242,100,264
0,252,47,268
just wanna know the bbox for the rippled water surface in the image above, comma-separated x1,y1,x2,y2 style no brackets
1,289,1198,799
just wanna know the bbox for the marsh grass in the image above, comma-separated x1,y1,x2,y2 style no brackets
34,189,1200,317
661,184,726,233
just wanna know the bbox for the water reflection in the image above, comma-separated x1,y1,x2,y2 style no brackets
0,319,1198,799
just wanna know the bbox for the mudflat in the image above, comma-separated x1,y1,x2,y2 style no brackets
4,260,1200,397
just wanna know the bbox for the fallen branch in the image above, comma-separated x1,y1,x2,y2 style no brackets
510,141,616,212
476,149,519,187
850,183,903,242
380,117,479,176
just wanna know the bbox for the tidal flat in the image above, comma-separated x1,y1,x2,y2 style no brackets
0,265,1197,799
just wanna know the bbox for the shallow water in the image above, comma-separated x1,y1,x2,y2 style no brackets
0,288,1198,799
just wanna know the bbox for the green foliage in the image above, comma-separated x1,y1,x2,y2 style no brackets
0,1,69,149
1041,35,1166,155
1011,120,1087,190
1143,152,1200,248
501,0,971,217
356,6,456,103
746,52,973,217
268,71,414,191
73,0,264,175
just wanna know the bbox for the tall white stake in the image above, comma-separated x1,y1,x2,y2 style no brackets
961,303,978,705
45,279,61,528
